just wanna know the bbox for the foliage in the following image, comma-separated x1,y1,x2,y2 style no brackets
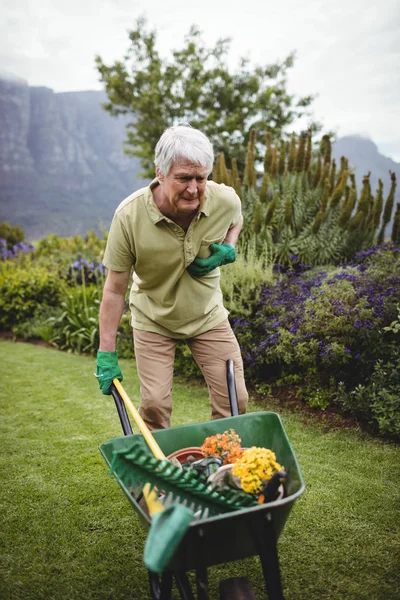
173,341,203,379
0,221,25,249
214,132,398,266
116,310,135,359
232,243,400,426
48,283,101,355
377,171,397,244
0,260,63,329
0,238,35,260
11,306,63,342
0,228,130,356
95,18,315,176
67,259,106,286
34,231,108,277
336,306,400,438
220,242,274,318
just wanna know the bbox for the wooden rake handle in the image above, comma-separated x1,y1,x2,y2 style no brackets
111,378,166,460
111,378,165,517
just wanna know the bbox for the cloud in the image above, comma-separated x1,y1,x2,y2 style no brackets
0,0,399,158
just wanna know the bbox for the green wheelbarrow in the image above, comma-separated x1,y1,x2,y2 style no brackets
99,361,305,600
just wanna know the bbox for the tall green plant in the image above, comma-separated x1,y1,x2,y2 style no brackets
48,282,101,355
214,132,397,266
377,171,397,243
220,242,274,318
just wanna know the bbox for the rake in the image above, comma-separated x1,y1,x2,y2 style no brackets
110,438,257,519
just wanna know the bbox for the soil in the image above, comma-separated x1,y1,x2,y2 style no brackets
0,330,57,349
250,386,361,433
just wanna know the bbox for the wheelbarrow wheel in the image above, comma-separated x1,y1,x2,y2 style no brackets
219,576,256,600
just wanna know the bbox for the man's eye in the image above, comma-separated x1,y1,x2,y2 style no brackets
177,176,205,182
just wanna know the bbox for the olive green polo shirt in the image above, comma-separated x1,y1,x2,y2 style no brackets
102,179,242,338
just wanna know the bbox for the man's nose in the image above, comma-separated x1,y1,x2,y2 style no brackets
186,178,198,195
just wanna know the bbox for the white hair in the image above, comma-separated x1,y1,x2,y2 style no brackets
154,124,214,176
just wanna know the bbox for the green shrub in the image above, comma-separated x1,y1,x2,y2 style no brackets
0,262,63,330
0,222,25,249
116,311,134,359
11,306,63,342
337,357,400,440
48,283,100,354
220,242,274,318
35,230,107,262
336,308,400,439
174,342,202,379
32,231,107,286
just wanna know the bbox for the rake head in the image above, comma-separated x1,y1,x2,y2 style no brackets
110,439,257,520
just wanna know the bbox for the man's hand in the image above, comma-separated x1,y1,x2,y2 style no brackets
95,350,123,395
187,243,236,277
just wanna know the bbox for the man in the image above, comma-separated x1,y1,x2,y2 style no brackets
96,124,248,429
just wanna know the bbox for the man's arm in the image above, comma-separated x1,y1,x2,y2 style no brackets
223,214,243,248
99,269,131,351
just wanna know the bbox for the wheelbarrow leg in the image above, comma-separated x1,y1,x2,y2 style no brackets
148,571,173,600
148,571,161,600
160,572,173,599
195,565,209,600
248,515,285,600
174,571,196,600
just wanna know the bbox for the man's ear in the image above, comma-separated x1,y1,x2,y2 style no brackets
156,166,163,181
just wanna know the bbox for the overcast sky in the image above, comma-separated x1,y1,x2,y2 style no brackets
1,0,400,160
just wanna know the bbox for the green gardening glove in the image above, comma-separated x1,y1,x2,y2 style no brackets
187,243,236,277
95,350,123,395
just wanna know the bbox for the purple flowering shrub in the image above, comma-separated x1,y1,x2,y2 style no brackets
34,232,107,284
232,243,400,430
67,258,106,285
0,238,35,260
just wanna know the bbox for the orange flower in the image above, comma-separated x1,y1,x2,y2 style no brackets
201,429,244,465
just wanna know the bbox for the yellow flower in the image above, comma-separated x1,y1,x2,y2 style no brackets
232,447,284,495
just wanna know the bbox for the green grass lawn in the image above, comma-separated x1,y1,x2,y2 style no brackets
0,340,399,600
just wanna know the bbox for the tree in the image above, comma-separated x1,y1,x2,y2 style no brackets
0,222,24,249
95,18,315,177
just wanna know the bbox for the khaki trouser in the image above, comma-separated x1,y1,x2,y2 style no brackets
133,319,248,430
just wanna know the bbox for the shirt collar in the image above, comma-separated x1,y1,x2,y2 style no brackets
145,179,165,224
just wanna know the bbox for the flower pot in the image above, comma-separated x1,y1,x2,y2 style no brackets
167,447,205,465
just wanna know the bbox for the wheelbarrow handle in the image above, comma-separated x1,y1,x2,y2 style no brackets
110,383,133,436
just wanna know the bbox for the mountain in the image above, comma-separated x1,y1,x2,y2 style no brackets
0,75,147,241
1,75,399,242
332,135,400,232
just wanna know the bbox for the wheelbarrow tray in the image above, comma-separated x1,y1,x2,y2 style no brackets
100,411,305,572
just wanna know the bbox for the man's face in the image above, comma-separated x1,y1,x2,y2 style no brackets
156,160,208,217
